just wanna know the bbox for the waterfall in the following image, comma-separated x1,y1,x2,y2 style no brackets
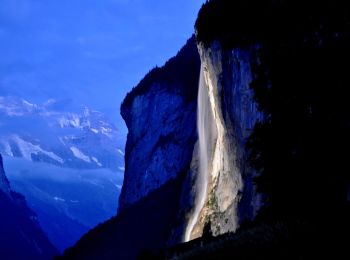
183,46,254,242
184,65,211,242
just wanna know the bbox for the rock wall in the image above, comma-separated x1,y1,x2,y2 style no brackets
62,35,264,258
118,37,262,241
118,36,200,212
185,42,262,240
61,36,265,259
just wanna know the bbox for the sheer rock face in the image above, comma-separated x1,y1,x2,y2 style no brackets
60,38,263,258
119,89,197,211
118,37,200,212
118,37,262,242
0,154,58,259
186,42,262,240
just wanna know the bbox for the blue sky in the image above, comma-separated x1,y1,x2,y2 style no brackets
0,0,204,133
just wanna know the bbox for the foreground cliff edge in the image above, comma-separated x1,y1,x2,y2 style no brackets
0,154,58,259
61,0,350,259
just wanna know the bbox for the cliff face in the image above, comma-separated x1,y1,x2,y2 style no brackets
185,42,262,240
62,27,263,260
117,35,262,243
119,36,200,211
118,35,261,241
0,154,58,259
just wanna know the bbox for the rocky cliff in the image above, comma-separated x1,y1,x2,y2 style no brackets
185,42,262,240
119,36,200,211
62,25,264,260
118,34,262,241
0,154,58,259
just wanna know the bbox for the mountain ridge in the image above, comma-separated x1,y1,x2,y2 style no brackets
0,96,124,171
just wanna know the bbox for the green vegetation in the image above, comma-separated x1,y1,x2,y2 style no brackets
207,190,217,209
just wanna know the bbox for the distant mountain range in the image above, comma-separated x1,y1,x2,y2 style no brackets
0,96,125,171
0,96,125,252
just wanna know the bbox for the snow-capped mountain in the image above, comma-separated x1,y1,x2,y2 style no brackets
0,95,125,251
0,96,124,171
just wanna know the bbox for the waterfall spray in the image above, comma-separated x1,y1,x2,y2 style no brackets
184,65,210,242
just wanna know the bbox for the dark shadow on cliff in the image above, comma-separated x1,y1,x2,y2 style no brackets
155,0,350,258
196,0,350,224
157,214,350,259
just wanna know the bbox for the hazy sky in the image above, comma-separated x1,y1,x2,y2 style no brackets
0,0,204,133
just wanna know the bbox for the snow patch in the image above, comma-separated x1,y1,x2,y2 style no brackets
12,136,64,164
91,157,102,167
58,115,80,128
70,147,91,163
22,100,36,110
91,128,99,134
101,127,112,137
53,196,65,202
0,141,13,157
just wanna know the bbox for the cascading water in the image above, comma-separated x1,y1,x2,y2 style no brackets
184,46,257,242
184,65,211,242
184,54,243,241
